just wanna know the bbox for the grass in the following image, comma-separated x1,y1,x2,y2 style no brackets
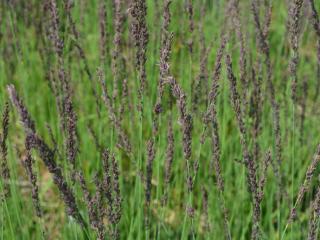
1,0,320,239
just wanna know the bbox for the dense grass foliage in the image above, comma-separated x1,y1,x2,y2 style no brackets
1,0,320,239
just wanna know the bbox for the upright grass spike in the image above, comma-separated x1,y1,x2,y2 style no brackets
250,64,263,166
112,0,124,101
144,139,155,236
23,138,42,218
229,0,248,108
299,77,308,143
0,102,10,198
307,0,320,102
288,0,304,103
186,0,194,54
130,0,149,112
162,112,174,206
98,0,109,66
307,184,320,240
